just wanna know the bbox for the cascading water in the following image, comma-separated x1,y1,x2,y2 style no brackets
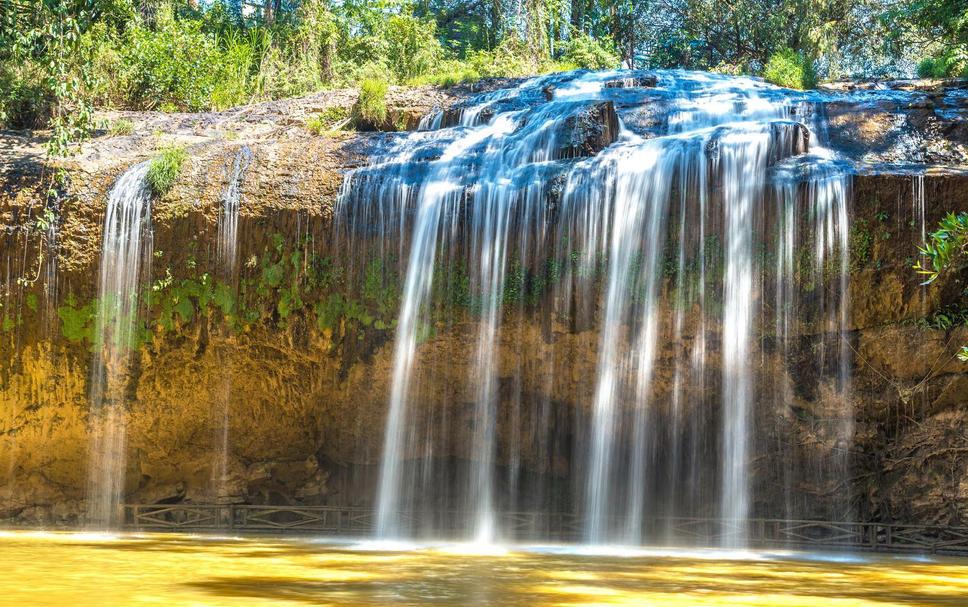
87,162,153,528
217,146,251,279
213,146,251,499
336,70,856,546
772,155,852,523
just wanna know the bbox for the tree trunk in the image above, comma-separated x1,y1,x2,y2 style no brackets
492,0,503,40
526,0,548,66
570,0,584,33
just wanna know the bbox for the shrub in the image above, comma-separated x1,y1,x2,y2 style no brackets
468,37,536,78
77,23,129,109
120,5,223,110
383,13,445,82
0,59,54,129
763,48,817,90
146,146,187,196
210,30,258,110
559,33,620,70
711,61,744,76
109,118,135,136
916,49,968,78
305,106,349,134
305,114,328,135
541,60,580,74
355,78,389,125
409,60,481,87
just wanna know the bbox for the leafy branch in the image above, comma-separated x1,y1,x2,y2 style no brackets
914,211,968,362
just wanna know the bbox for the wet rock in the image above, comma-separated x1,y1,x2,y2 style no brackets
768,121,810,164
825,93,968,166
604,74,658,89
440,105,497,128
557,101,620,158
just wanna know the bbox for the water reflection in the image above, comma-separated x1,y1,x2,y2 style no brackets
1,531,967,606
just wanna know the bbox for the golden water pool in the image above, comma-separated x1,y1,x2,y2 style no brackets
2,531,968,606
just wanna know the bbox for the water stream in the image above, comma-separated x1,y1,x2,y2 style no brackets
336,70,855,545
86,162,153,528
213,145,251,500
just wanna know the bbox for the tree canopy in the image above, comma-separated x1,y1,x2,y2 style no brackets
2,0,966,149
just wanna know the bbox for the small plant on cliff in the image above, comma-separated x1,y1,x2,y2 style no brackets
146,146,187,197
914,211,968,361
305,106,350,135
915,212,968,284
354,78,389,126
108,118,135,136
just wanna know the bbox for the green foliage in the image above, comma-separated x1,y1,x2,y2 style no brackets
58,294,98,344
409,60,482,87
763,48,817,90
108,118,134,136
7,0,968,140
313,258,397,332
559,33,620,70
149,271,233,331
305,105,349,134
914,212,968,284
0,59,54,129
146,146,187,197
916,303,968,331
383,13,445,82
120,5,223,110
916,48,968,78
305,114,328,135
355,77,389,125
913,211,968,362
468,37,536,78
849,219,874,271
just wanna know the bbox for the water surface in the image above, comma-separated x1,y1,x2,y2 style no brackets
3,531,967,606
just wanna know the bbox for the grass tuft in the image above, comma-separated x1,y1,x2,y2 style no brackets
146,146,187,196
108,118,134,136
305,106,351,135
354,78,389,125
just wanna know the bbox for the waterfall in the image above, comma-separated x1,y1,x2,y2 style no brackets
213,146,250,500
773,154,852,523
913,174,927,317
217,146,251,279
87,162,152,528
336,70,856,545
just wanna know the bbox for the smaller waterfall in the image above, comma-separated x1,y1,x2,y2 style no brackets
217,146,251,279
213,146,251,500
913,174,927,317
87,162,152,528
772,154,852,523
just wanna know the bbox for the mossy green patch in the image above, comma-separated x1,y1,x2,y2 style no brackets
58,295,98,344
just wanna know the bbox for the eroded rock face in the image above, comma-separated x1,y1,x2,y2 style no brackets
824,88,968,166
1,79,968,528
557,101,621,158
603,74,658,89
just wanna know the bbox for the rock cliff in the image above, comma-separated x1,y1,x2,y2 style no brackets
1,75,967,528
